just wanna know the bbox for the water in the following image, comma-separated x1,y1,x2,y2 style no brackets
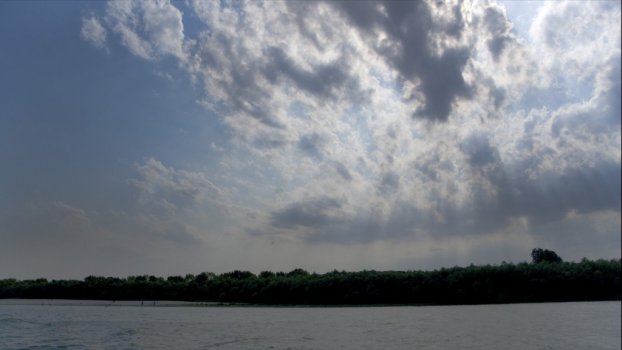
0,300,619,349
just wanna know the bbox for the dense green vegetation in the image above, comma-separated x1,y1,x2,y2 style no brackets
1,256,619,305
531,248,563,264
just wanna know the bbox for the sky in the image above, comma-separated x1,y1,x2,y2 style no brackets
1,0,620,279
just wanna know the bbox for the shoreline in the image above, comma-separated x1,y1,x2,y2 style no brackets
1,298,619,308
0,299,217,307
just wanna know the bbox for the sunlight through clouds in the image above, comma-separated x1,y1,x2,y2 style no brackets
76,0,622,261
0,0,618,278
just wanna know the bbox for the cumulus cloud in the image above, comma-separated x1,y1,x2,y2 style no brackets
525,1,621,106
83,0,620,263
104,0,187,60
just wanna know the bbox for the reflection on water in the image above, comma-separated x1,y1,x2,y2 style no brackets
0,301,619,349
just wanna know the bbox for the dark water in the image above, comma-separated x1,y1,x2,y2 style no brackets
0,300,619,349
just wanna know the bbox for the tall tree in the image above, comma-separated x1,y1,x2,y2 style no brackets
531,248,563,264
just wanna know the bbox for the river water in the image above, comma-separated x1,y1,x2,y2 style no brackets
0,300,619,349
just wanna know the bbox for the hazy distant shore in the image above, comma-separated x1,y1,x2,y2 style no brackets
0,299,219,307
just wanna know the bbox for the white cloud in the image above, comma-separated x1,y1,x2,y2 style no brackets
139,0,186,60
131,157,226,209
104,0,187,61
114,22,153,59
80,16,107,50
530,1,621,81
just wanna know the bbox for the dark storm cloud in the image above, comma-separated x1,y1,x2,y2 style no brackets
265,196,421,244
329,0,473,122
270,196,344,230
444,3,466,38
458,132,620,227
427,157,618,240
508,161,621,224
263,47,355,101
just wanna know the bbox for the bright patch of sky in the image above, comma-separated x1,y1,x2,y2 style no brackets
1,0,619,279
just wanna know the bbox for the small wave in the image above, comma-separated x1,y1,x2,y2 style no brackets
17,345,82,350
0,317,40,325
204,339,239,348
112,328,138,337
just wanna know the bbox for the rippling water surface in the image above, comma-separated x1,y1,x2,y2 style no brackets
0,300,619,349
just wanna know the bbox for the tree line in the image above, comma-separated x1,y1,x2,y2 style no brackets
1,256,619,305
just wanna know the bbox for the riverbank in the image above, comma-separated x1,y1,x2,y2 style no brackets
2,259,619,306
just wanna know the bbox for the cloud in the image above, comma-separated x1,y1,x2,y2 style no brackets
482,4,513,60
256,123,620,246
461,132,500,168
549,55,622,138
139,0,186,60
131,158,226,210
79,0,620,266
80,16,107,50
529,1,621,86
328,1,476,122
379,171,400,194
263,47,358,102
86,0,528,158
298,133,325,160
333,162,353,182
104,0,186,60
271,196,344,231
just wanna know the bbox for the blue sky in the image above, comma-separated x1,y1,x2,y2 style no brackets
1,0,620,279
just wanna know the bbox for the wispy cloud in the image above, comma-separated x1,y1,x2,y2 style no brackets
131,157,226,209
80,15,107,51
